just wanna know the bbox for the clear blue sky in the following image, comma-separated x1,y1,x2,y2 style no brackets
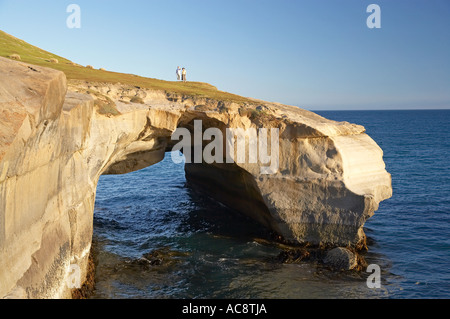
0,0,449,110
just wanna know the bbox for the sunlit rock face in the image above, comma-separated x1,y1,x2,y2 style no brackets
0,57,391,298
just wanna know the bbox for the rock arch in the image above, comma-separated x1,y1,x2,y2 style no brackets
0,57,392,298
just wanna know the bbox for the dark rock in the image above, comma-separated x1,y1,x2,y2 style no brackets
323,247,358,270
276,249,310,263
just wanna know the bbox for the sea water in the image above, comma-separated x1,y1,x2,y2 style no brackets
90,110,450,299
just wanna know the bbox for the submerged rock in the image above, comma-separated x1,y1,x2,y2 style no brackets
128,248,190,270
276,249,311,264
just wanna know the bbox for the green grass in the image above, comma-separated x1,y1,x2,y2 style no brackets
0,30,253,104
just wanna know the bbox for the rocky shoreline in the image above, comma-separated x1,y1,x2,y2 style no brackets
71,249,97,299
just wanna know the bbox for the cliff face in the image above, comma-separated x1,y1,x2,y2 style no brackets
0,57,392,298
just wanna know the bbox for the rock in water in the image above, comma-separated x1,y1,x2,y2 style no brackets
323,247,358,270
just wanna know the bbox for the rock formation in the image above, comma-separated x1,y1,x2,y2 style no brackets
0,57,392,298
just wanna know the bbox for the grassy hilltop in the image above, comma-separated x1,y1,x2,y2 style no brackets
0,30,252,103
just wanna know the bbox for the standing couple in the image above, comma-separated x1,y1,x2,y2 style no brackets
176,66,187,82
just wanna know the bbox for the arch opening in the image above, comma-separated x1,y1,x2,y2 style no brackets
91,150,276,298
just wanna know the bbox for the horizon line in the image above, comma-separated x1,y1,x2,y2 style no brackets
305,108,450,112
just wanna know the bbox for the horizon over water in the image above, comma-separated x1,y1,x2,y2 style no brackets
91,109,450,299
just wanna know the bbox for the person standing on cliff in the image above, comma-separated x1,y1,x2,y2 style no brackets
181,68,186,82
176,66,182,81
182,67,187,82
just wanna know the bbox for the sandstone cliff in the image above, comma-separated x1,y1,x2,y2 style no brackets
0,57,392,298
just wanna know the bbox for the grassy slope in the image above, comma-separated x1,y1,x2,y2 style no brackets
0,30,253,103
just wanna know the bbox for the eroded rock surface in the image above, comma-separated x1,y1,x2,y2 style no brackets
0,57,392,298
323,247,358,270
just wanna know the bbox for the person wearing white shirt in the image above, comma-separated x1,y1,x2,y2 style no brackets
176,66,181,81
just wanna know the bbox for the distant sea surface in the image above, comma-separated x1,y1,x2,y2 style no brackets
90,110,450,299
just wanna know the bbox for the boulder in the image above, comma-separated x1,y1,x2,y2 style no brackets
323,247,358,270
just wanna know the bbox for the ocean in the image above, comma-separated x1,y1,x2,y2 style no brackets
90,110,450,299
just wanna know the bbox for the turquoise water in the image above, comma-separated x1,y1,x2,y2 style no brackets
91,110,450,299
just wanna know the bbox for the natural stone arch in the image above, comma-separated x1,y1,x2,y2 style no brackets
0,57,392,298
101,112,278,234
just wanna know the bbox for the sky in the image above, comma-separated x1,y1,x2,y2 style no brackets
0,0,449,110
